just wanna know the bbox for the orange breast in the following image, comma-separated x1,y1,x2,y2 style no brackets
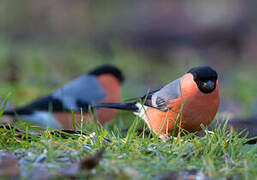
146,73,220,136
97,74,121,124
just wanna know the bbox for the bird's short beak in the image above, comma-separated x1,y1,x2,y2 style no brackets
205,80,215,90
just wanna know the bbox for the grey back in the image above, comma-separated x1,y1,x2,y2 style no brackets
150,77,182,111
53,75,106,111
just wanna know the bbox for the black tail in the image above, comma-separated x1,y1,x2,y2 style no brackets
94,102,138,112
3,110,15,115
3,108,33,116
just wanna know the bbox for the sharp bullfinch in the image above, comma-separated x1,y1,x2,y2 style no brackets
3,65,124,129
95,66,220,140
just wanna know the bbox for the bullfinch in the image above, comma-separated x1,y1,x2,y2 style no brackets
95,66,220,140
3,65,124,129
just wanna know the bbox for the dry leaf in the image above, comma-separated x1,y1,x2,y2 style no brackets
58,148,104,178
80,148,104,170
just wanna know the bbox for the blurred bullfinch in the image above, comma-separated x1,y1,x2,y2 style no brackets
95,66,220,140
3,65,124,129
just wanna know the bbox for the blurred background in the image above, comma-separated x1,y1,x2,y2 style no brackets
0,0,256,127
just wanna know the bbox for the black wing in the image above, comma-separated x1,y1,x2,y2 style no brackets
123,89,160,107
138,89,160,107
4,95,90,115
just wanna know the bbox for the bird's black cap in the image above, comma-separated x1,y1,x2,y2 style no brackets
188,66,218,81
89,65,125,83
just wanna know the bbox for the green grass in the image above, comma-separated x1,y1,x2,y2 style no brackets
0,116,256,179
0,40,256,179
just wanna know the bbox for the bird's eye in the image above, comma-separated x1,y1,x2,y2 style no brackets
196,79,216,93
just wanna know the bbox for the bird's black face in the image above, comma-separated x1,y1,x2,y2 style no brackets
194,78,217,93
188,66,218,94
